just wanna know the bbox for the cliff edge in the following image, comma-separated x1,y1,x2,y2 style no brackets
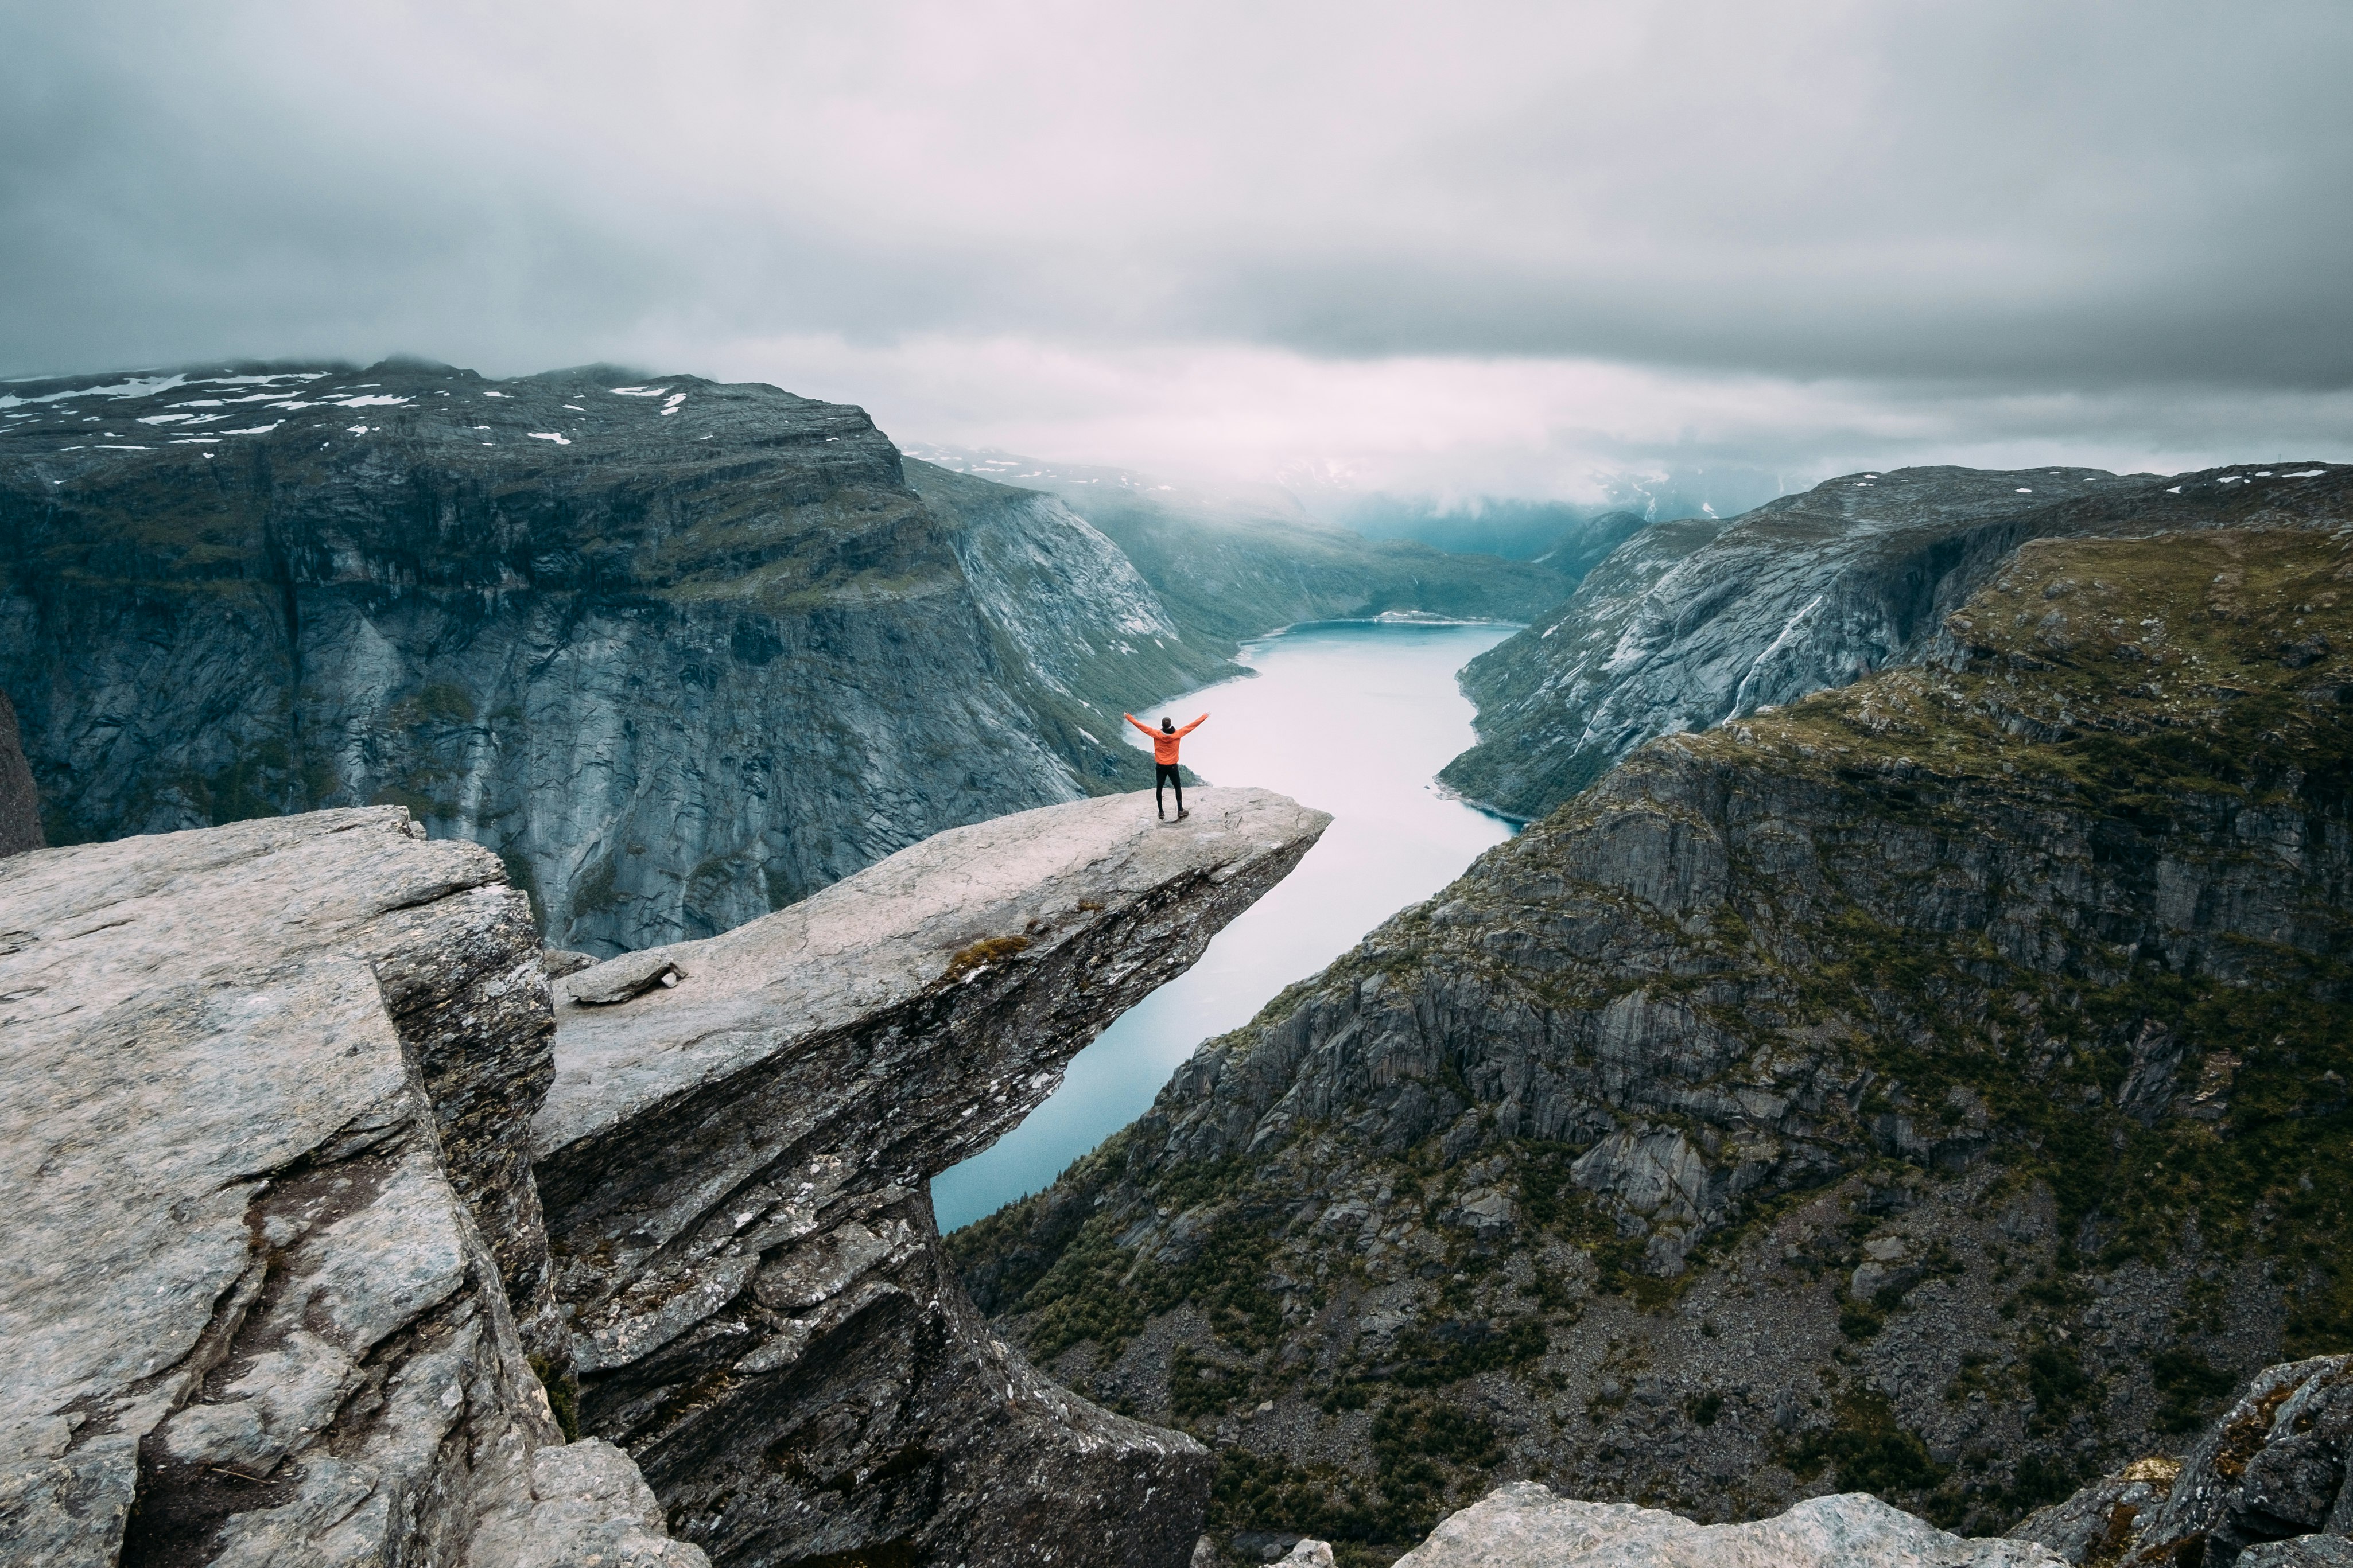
0,787,1327,1565
536,786,1331,1565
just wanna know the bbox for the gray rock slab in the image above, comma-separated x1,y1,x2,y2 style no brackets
1397,1483,2064,1566
0,807,688,1566
534,786,1329,1568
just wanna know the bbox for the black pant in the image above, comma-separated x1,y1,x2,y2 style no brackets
1155,762,1183,812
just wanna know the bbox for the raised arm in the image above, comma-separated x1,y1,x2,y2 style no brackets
1176,713,1209,737
1124,713,1158,737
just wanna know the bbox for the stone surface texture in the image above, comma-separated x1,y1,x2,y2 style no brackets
2014,1356,2353,1566
0,806,700,1566
957,524,2353,1551
1441,463,2353,819
534,786,1330,1567
1397,1483,2061,1566
0,686,38,855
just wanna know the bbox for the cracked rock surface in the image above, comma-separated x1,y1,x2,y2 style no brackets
2014,1355,2353,1566
534,785,1330,1567
1397,1483,2060,1566
0,806,700,1566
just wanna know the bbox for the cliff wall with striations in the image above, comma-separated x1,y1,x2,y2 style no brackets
1440,463,2353,820
0,359,1229,956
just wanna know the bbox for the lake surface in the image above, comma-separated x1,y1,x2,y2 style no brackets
930,620,1519,1232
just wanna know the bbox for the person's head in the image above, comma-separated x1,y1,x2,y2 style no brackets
1160,717,1174,732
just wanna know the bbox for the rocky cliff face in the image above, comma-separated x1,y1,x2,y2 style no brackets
1435,516,1727,818
533,787,1327,1566
956,523,2353,1559
908,449,1578,652
0,808,703,1566
0,687,37,855
0,786,1325,1565
1440,464,2353,820
0,359,1228,957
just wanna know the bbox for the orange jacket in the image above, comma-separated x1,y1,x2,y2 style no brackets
1126,713,1206,764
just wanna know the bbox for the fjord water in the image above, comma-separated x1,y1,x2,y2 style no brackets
931,620,1518,1232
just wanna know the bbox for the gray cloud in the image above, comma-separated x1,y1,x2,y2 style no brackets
2,1,2347,489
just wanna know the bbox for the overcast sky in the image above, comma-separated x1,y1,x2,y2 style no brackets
4,2,2348,498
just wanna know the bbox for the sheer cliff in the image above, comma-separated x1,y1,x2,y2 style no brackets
0,359,1228,956
956,523,2353,1561
1439,464,2353,821
1,785,1328,1566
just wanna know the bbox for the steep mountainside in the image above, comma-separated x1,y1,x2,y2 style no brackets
1438,516,1729,815
956,523,2353,1563
907,448,1578,650
1531,508,1653,582
0,359,1224,954
1440,464,2353,820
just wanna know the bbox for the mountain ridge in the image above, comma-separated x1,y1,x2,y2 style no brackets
0,358,1548,956
1438,462,2353,821
954,518,2353,1562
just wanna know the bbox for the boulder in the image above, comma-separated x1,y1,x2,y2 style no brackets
0,807,696,1565
1397,1483,2063,1565
2015,1355,2353,1566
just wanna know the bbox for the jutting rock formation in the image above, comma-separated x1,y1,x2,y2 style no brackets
535,787,1330,1565
0,785,1327,1565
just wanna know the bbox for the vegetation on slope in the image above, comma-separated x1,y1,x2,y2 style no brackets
956,524,2353,1561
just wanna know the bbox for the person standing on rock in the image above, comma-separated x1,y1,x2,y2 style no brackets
1124,711,1207,820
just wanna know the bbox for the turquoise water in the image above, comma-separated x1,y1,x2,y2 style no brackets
930,620,1519,1232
